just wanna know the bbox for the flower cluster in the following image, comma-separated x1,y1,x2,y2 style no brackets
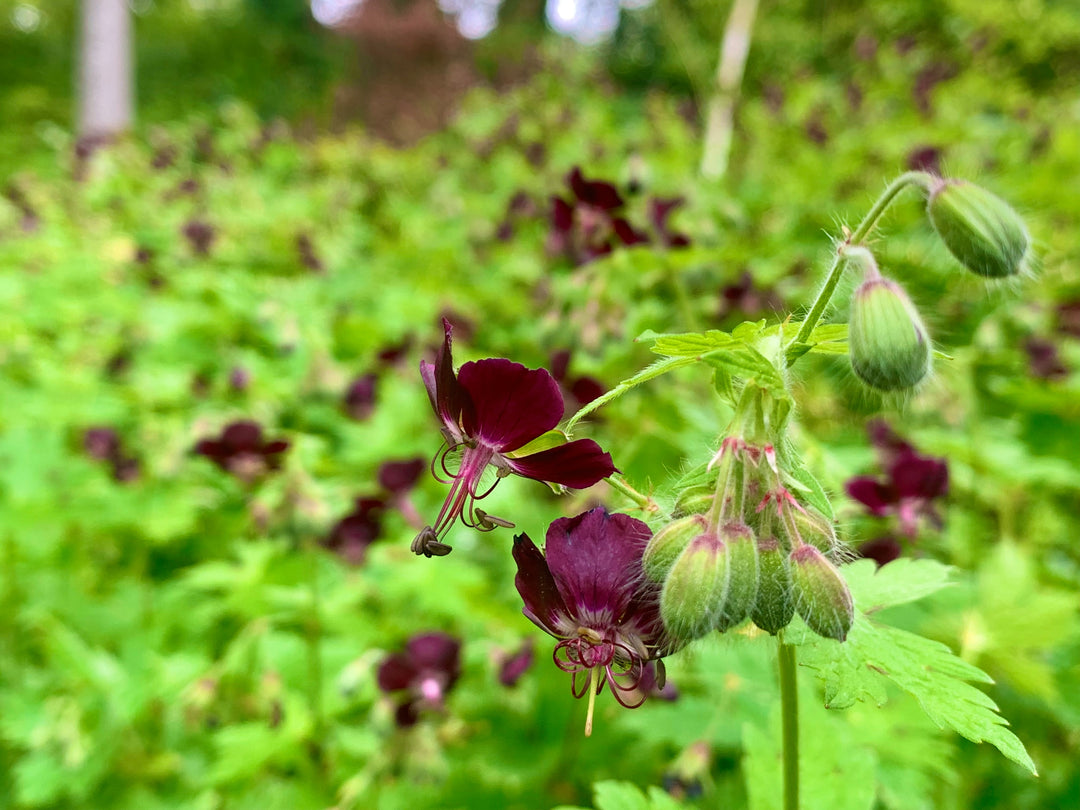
412,319,615,557
377,632,462,727
194,419,289,483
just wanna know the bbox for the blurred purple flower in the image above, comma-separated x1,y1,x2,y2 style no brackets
512,508,673,733
497,639,535,687
549,350,605,413
846,420,948,539
1025,337,1068,380
194,420,289,482
906,145,943,176
83,426,140,483
378,632,462,727
1057,301,1080,339
343,374,378,421
182,219,216,256
413,320,616,557
718,271,782,320
857,535,904,567
325,497,386,565
649,197,691,249
547,167,650,265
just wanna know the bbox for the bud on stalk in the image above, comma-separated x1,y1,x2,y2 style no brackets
789,545,854,641
927,179,1030,279
713,522,759,632
643,514,707,583
849,277,931,391
660,533,729,642
751,537,795,635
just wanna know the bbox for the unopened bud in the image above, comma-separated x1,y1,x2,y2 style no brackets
713,522,759,632
790,506,839,554
672,486,715,517
660,533,727,642
789,545,854,641
849,277,931,391
751,538,795,635
644,514,707,583
927,179,1029,279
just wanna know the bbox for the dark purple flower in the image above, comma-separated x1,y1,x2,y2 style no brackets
718,271,782,320
413,321,616,557
649,197,692,249
83,427,140,483
497,639,535,687
194,420,289,482
547,167,652,265
182,219,215,256
343,374,378,421
325,497,386,565
913,61,956,117
1025,337,1068,380
512,508,672,734
549,350,606,413
907,145,943,175
377,632,462,727
857,535,903,567
296,233,324,272
846,421,948,538
378,457,426,528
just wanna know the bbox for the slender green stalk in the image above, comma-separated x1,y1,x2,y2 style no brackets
790,171,933,355
778,637,799,810
700,0,759,179
606,475,658,513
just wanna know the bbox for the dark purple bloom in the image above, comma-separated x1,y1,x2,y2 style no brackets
1025,337,1068,380
83,427,140,483
549,350,605,413
857,535,903,567
413,321,616,557
907,145,943,175
512,508,671,735
718,271,782,320
194,420,289,482
182,219,216,256
325,497,386,565
378,457,426,529
497,639,535,687
846,420,948,538
343,373,378,421
547,167,652,265
649,197,691,249
377,632,462,727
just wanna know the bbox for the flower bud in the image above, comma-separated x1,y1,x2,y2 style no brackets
849,277,931,391
660,533,726,642
643,514,707,583
713,522,759,632
790,506,839,554
751,537,795,635
672,486,715,517
927,179,1029,279
789,545,854,641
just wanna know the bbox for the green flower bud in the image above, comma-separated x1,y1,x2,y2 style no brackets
660,533,728,642
643,514,707,583
789,545,854,642
927,179,1030,279
713,522,759,632
790,506,839,554
849,277,931,391
672,486,715,517
751,537,795,635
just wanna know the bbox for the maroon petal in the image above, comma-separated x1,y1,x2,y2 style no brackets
544,509,651,621
406,633,461,675
378,458,425,494
550,196,574,233
513,533,571,637
845,477,894,515
498,639,535,687
377,652,418,692
570,376,605,407
221,420,263,451
456,359,564,452
858,536,903,567
890,454,948,500
549,350,572,383
612,218,650,246
504,439,616,489
569,167,624,211
420,319,473,439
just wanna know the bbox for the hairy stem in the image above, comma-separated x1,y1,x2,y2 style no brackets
606,475,658,514
790,171,933,357
778,637,799,810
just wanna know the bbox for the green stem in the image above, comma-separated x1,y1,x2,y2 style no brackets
778,637,799,810
288,514,326,761
790,171,933,356
606,475,658,514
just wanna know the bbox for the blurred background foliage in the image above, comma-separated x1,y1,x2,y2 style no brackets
1,0,1079,808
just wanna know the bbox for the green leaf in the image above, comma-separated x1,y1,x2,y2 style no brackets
783,464,835,521
504,429,568,458
594,781,650,810
565,356,697,433
787,560,1037,775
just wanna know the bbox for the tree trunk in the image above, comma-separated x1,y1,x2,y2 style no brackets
78,0,133,138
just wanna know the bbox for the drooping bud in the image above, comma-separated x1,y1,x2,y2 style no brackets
643,514,707,583
789,545,854,641
927,179,1030,279
672,486,715,518
751,537,795,635
660,533,727,642
790,506,839,554
713,522,759,632
849,277,931,391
